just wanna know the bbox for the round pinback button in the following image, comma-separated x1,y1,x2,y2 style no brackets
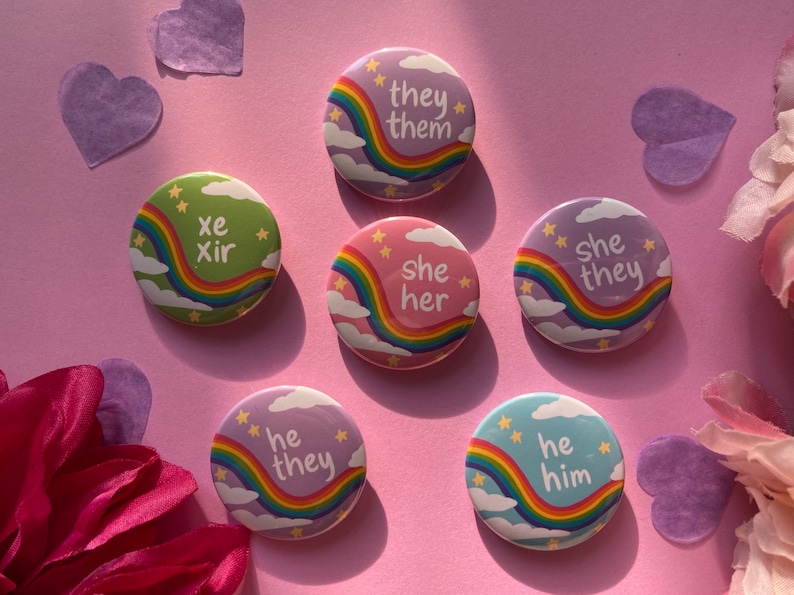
514,197,672,352
130,172,281,326
324,48,476,200
466,392,625,551
328,217,479,369
211,386,367,540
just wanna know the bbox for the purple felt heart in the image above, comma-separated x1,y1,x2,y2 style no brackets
147,0,244,76
58,63,162,168
96,358,152,446
637,434,736,544
631,86,736,186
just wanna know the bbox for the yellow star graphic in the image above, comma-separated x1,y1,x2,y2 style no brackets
384,185,397,198
472,472,486,487
329,107,343,122
374,73,386,87
459,275,471,288
335,429,348,443
256,228,269,241
643,320,655,332
236,305,248,317
214,466,227,481
188,311,201,323
542,222,557,237
547,538,560,550
176,200,188,213
594,523,605,533
555,235,567,248
290,527,303,538
453,101,466,114
431,179,444,191
387,355,400,367
598,441,611,454
365,57,380,72
168,184,183,198
498,415,512,430
371,228,386,243
643,239,656,252
132,234,146,247
235,409,250,425
248,424,260,438
334,276,347,291
510,430,522,444
520,280,533,294
597,338,610,350
380,245,392,258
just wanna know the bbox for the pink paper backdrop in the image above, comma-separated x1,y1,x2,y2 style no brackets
3,1,794,593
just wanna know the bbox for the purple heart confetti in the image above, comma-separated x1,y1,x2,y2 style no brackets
96,358,152,446
631,85,736,186
147,0,244,76
637,434,736,544
58,63,162,168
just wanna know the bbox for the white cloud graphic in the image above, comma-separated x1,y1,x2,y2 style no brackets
531,394,600,420
463,299,479,317
214,482,259,505
348,444,366,468
574,198,643,223
331,154,408,186
231,509,312,531
137,279,212,311
201,179,266,204
485,516,570,540
398,54,460,77
469,488,517,512
130,247,168,275
268,387,340,412
261,249,281,270
404,226,466,250
535,321,620,345
327,290,370,318
656,255,672,277
518,295,566,318
335,322,412,356
323,122,366,149
458,125,475,144
610,460,625,481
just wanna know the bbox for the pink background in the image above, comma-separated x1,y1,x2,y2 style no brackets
2,1,794,593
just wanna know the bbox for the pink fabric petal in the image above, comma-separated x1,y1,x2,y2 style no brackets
749,131,793,183
761,209,794,306
721,177,781,241
701,371,792,437
775,32,794,118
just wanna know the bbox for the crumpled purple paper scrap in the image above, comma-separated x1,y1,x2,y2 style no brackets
96,358,153,446
147,0,244,76
631,86,736,186
637,434,736,544
58,63,162,168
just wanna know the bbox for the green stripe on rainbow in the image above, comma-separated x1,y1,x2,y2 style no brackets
332,245,475,353
466,437,624,531
211,435,366,520
514,247,671,329
328,76,471,180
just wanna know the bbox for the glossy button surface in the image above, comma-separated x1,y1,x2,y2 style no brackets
324,47,475,200
211,386,367,540
328,217,479,369
514,197,672,352
466,392,625,550
130,172,281,326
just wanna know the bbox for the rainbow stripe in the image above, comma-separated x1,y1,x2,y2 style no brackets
328,76,471,181
466,438,623,531
514,248,671,329
332,245,475,353
211,435,366,520
133,203,277,308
